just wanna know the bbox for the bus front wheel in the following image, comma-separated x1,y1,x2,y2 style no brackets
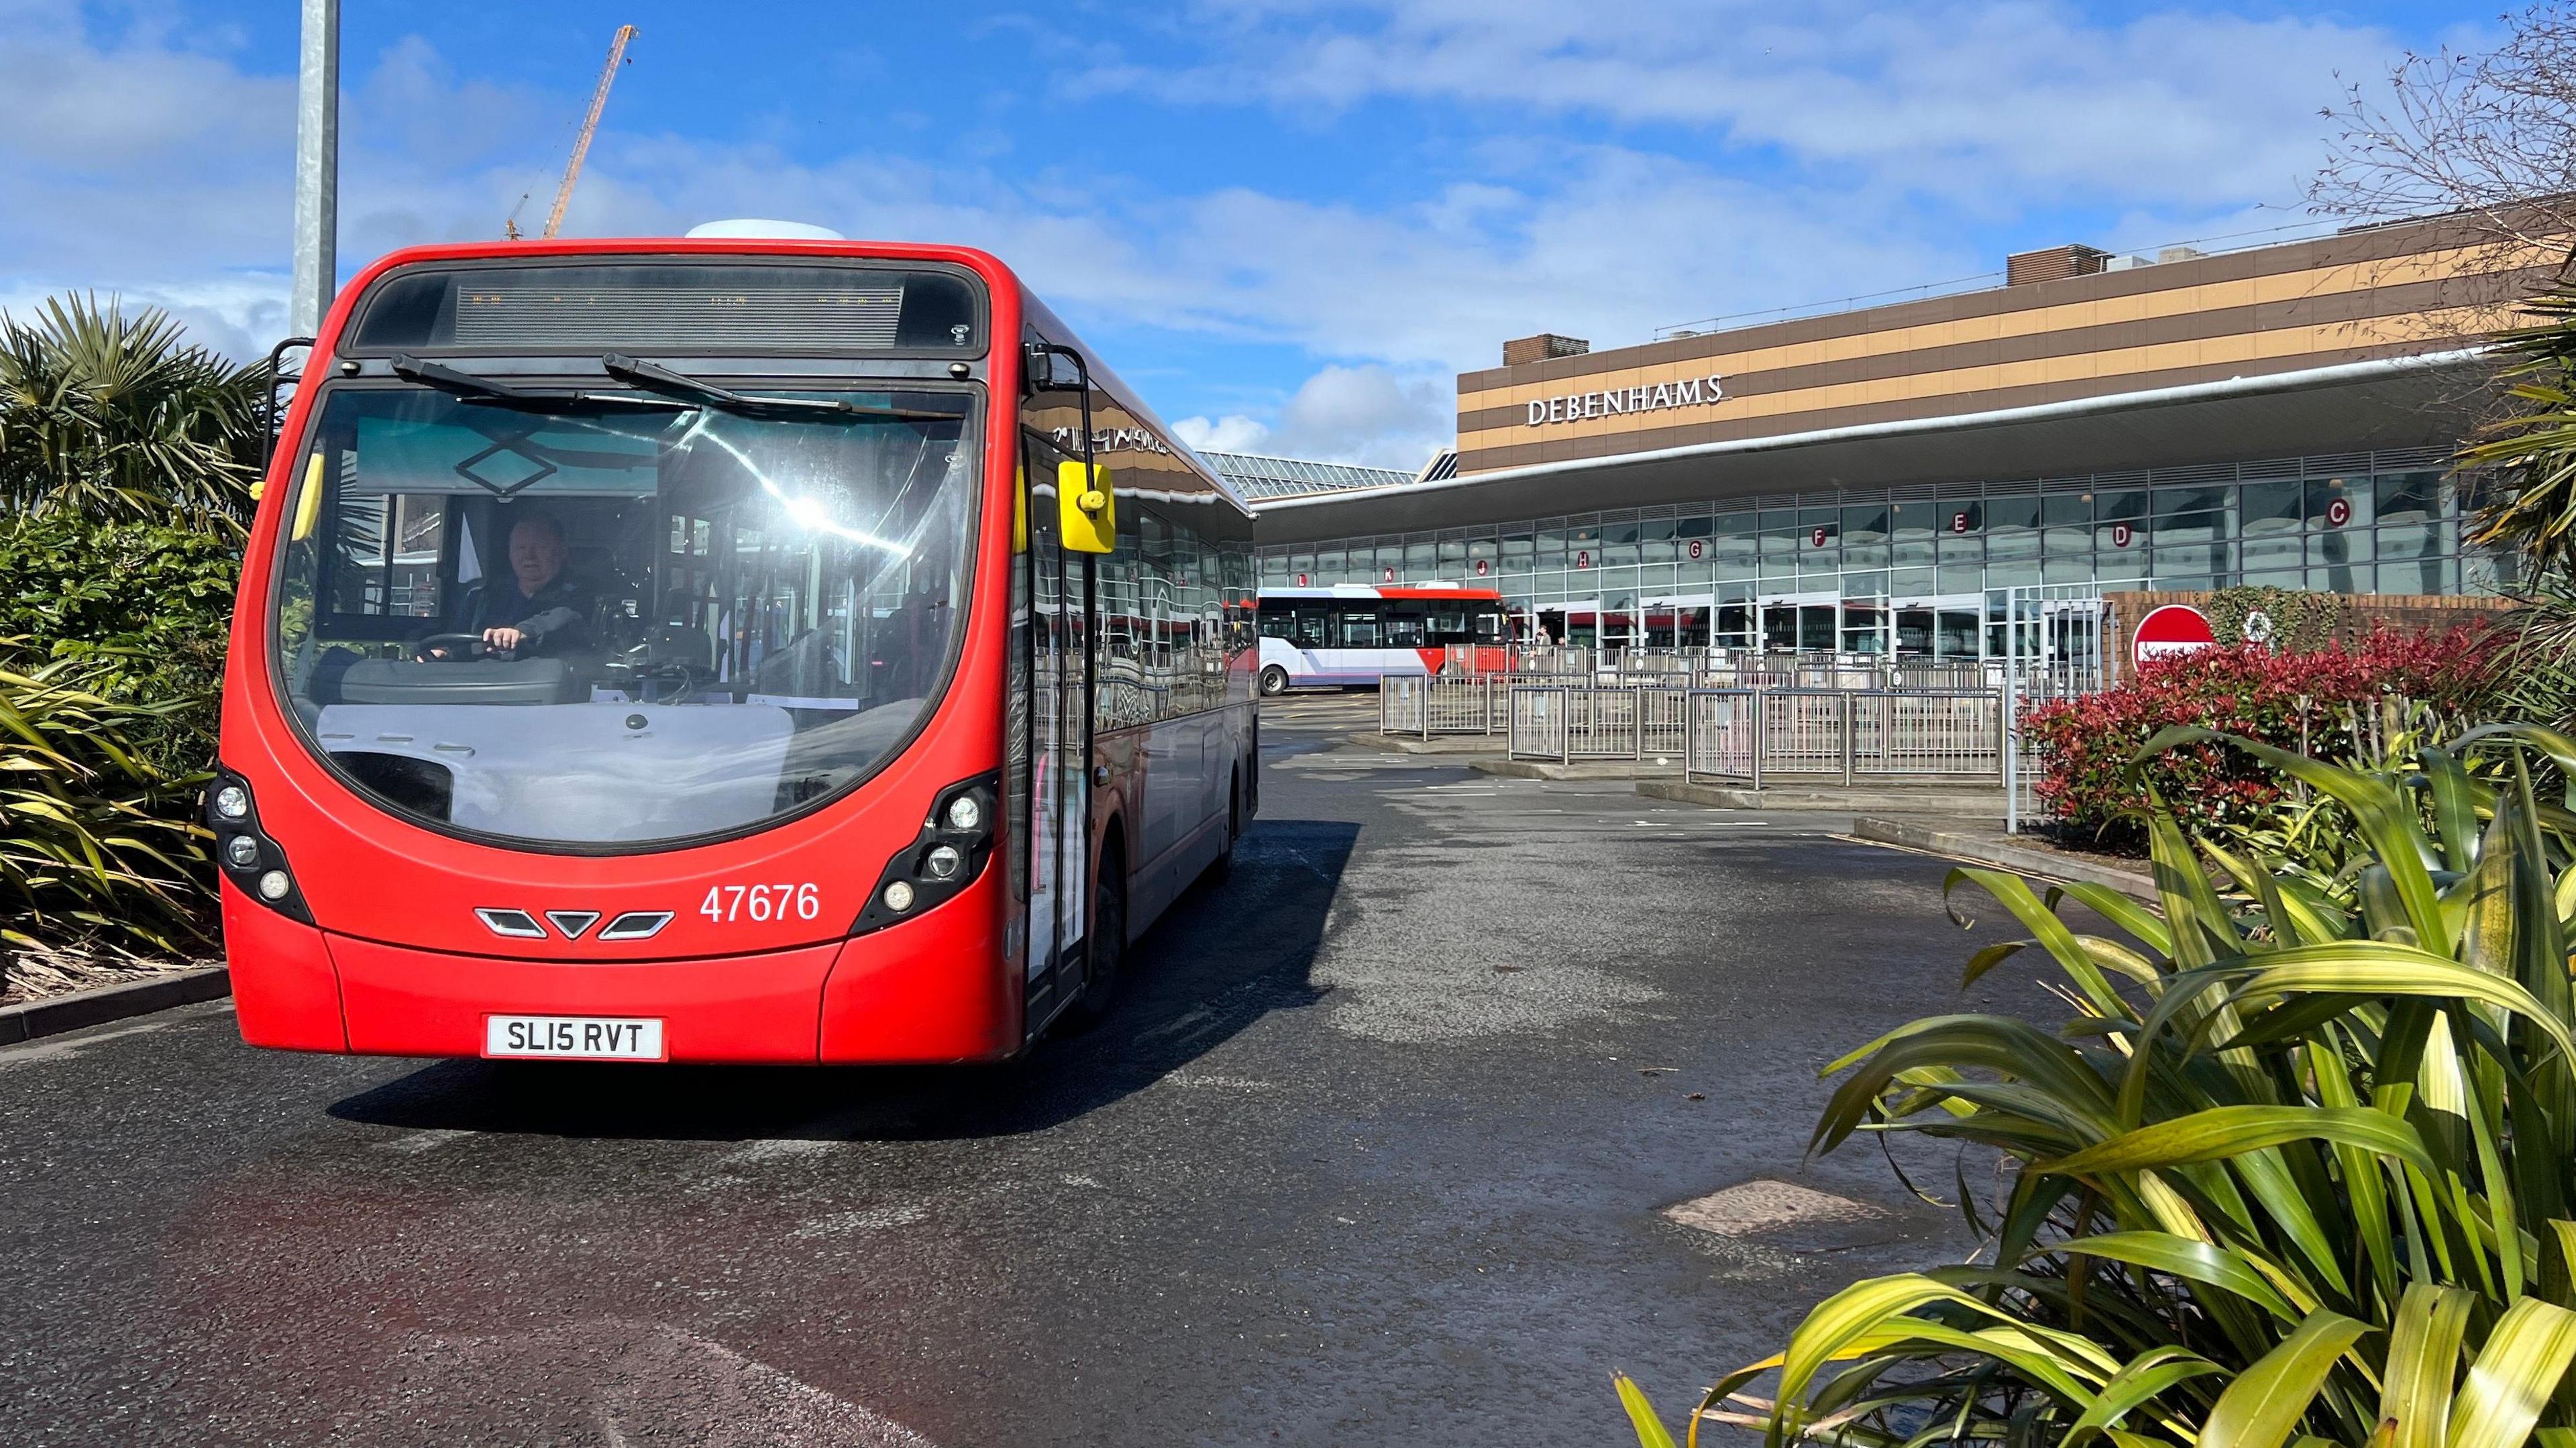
1065,843,1128,1030
1258,665,1289,695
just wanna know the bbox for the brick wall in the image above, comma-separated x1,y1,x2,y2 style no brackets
2102,591,2514,683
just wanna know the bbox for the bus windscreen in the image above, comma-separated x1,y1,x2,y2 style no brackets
268,384,978,848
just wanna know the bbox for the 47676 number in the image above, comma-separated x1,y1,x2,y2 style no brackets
699,883,821,924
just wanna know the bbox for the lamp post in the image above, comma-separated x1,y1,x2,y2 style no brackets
289,0,339,339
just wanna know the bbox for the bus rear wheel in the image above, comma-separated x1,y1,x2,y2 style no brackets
1258,665,1289,695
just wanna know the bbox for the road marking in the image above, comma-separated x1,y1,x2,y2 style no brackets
1162,1070,1277,1092
368,1321,939,1445
712,1137,839,1168
377,1128,474,1154
792,1202,931,1237
1136,1004,1218,1043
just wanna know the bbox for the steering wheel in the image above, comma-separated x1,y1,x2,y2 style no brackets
414,632,492,661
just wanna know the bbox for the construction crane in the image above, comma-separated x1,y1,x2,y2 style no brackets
539,23,638,240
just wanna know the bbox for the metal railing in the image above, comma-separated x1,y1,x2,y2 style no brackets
1683,688,2006,787
1380,674,1519,737
1507,685,1693,762
2004,671,2088,833
1380,674,1428,736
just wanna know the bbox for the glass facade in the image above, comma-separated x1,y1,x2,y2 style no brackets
1258,448,2509,658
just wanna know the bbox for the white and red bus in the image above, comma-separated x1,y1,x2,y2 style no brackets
1254,586,1507,693
214,233,1256,1064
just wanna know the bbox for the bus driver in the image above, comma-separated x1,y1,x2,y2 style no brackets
433,511,594,659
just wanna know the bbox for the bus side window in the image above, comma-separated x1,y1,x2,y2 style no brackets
1257,602,1296,640
1339,610,1382,647
1385,612,1426,647
1293,608,1326,648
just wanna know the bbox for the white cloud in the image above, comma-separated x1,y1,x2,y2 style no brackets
0,0,2489,463
545,136,1960,380
1173,366,1452,468
1112,0,2442,207
1172,413,1273,453
0,0,293,284
1267,365,1452,469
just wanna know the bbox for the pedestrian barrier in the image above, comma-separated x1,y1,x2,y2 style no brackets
1683,687,2005,787
1505,685,1692,762
1374,662,2013,789
1379,675,1519,737
1380,674,1428,736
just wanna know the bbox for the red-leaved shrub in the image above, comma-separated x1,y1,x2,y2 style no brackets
2022,626,2500,842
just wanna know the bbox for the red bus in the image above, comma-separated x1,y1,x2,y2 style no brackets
213,235,1258,1063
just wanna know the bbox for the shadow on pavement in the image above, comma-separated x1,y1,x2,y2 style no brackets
325,818,1359,1144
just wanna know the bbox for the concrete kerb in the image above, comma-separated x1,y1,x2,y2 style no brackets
1637,779,2004,813
1845,817,2157,901
0,966,231,1046
1475,758,1679,781
1344,732,1505,756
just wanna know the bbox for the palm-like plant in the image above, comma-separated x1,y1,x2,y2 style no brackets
0,292,269,524
2462,283,2576,580
2491,579,2576,734
1625,724,2576,1448
0,643,215,959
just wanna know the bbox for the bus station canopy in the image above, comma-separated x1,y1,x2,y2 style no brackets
1249,350,2490,545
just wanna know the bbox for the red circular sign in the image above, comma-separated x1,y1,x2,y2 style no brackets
1574,549,1591,569
1295,573,1309,586
2133,604,2217,665
1811,526,1830,548
1473,557,1490,576
2110,522,2133,549
2326,498,2352,527
1950,511,1973,534
1686,539,1704,561
1381,567,1396,583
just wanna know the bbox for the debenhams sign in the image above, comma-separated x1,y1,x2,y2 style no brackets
1527,373,1727,427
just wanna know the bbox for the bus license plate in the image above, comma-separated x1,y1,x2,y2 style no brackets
483,1015,665,1060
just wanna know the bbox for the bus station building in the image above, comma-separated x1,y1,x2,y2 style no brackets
1247,213,2541,659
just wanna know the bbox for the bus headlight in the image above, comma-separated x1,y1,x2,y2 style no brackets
204,768,312,924
851,771,1000,938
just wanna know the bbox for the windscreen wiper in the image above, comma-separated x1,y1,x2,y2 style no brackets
600,354,961,424
391,355,686,413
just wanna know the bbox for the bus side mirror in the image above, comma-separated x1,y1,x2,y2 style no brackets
1057,460,1115,554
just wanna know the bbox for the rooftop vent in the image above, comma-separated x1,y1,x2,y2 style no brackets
2005,244,2110,286
685,219,847,240
1503,333,1590,366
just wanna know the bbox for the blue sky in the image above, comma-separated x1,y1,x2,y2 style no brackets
0,0,2500,466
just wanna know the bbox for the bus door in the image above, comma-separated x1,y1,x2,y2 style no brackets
1020,431,1091,1017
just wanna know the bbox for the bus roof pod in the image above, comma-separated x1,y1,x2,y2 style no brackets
683,219,847,240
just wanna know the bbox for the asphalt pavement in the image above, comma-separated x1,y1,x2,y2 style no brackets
1,692,2059,1447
